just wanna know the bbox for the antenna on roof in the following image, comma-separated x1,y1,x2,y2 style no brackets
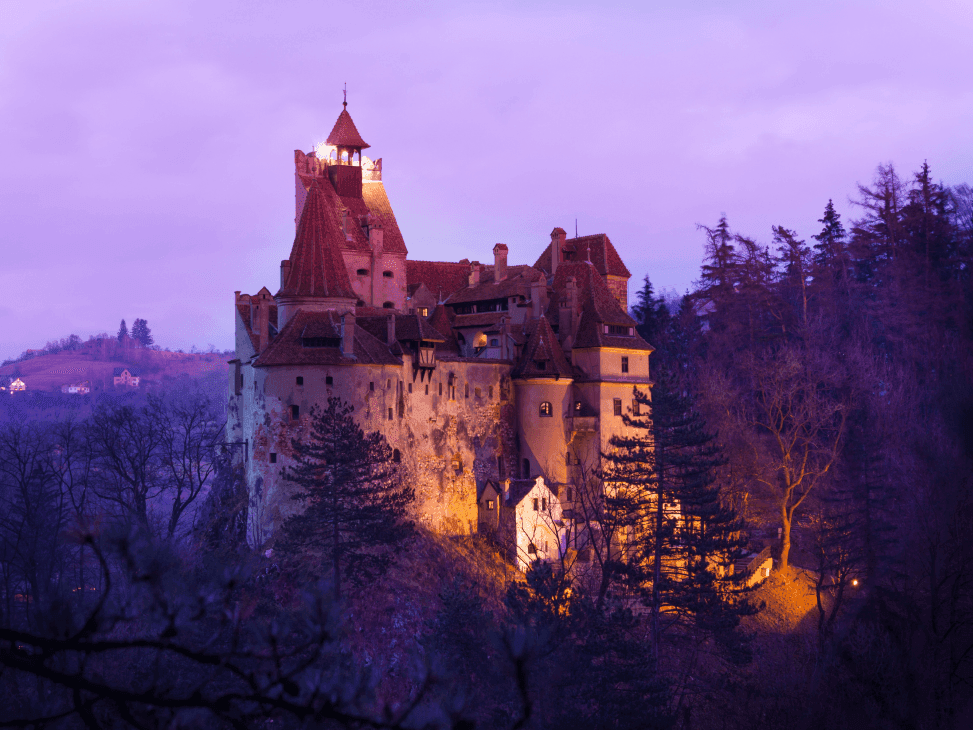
575,218,578,238
343,82,347,108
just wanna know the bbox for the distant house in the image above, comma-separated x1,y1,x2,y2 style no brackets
61,381,91,395
9,377,26,393
112,368,140,388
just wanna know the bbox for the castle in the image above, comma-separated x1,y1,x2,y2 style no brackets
228,101,654,567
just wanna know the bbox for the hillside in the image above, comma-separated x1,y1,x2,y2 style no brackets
0,339,229,392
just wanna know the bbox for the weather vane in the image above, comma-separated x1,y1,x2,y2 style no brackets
343,82,347,108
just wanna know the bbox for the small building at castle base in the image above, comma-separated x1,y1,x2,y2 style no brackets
228,101,655,569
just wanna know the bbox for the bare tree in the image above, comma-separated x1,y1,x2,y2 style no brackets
740,344,848,572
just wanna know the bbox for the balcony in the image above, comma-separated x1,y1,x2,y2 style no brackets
565,415,599,433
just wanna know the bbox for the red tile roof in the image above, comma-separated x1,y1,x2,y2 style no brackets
326,105,370,149
278,180,357,301
361,182,408,254
445,265,543,305
534,233,631,279
406,260,471,303
512,317,574,380
253,310,401,367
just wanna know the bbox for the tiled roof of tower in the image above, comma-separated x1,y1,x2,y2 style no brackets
428,305,462,355
326,106,370,149
573,297,654,351
446,265,544,305
512,317,574,379
533,233,631,279
406,260,471,302
361,182,407,254
546,261,632,324
236,301,279,350
253,310,401,367
279,180,357,301
356,314,446,345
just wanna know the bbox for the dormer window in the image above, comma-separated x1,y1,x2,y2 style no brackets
605,324,635,336
534,360,547,370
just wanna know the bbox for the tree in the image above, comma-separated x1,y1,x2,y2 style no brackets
278,397,414,599
631,275,671,347
739,344,848,572
117,319,128,343
773,226,812,331
603,377,753,663
131,318,154,348
811,200,850,286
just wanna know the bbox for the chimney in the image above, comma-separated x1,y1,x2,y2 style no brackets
469,261,482,287
387,314,396,345
531,278,545,320
280,259,291,290
341,208,354,241
563,277,578,348
550,227,566,279
252,301,269,354
341,312,356,358
493,243,508,282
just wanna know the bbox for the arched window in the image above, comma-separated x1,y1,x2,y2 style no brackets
383,270,394,278
392,449,401,463
382,301,394,309
356,268,369,276
539,401,553,417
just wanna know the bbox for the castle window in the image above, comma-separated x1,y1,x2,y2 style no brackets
490,338,499,347
291,405,300,420
621,356,629,373
489,386,494,399
408,383,412,393
392,449,401,463
542,498,547,511
566,452,571,466
523,458,530,479
326,376,333,385
296,376,304,386
270,453,277,463
567,487,573,502
534,360,547,370
528,542,537,555
498,456,505,481
532,498,539,511
369,381,375,391
356,299,366,307
487,499,494,510
418,307,428,317
357,268,369,276
613,398,622,417
387,379,391,389
475,387,481,397
605,325,634,336
633,400,640,416
425,384,429,395
539,401,553,417
465,383,470,398
383,301,394,309
388,408,393,420
439,383,443,396
383,270,394,278
575,401,582,412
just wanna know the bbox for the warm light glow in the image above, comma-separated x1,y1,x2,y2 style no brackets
314,142,336,160
852,579,859,586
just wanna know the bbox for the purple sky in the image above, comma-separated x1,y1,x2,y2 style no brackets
2,0,972,361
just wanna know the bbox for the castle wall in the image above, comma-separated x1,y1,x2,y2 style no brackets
342,251,407,309
237,356,518,546
514,378,573,484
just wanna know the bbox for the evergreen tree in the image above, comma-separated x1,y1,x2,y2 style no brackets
117,319,128,343
603,376,753,662
278,397,414,599
131,318,154,348
696,215,737,304
811,199,850,284
631,275,670,347
773,225,813,331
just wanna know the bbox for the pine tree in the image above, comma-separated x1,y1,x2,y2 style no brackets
117,319,128,343
278,397,414,599
631,275,670,347
773,225,812,331
131,318,154,348
603,376,753,662
811,199,850,285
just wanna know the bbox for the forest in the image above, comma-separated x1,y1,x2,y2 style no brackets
0,161,971,729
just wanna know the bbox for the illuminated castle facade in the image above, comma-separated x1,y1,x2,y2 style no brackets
228,101,654,566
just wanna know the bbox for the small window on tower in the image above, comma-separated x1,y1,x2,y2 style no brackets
465,383,470,398
633,400,640,416
357,268,369,276
326,376,333,385
487,499,494,510
532,498,539,511
270,453,277,464
621,356,629,373
383,301,394,309
418,307,428,317
613,398,622,417
388,408,393,420
369,381,375,392
296,376,304,386
383,270,394,278
291,405,300,420
490,338,499,347
539,401,553,417
489,386,494,398
387,379,391,389
408,383,412,393
392,449,401,463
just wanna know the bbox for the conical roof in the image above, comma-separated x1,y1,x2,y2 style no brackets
278,179,357,300
512,317,574,380
326,104,370,149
